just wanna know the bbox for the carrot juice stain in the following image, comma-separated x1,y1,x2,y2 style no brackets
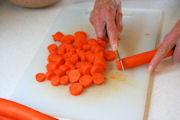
84,70,138,101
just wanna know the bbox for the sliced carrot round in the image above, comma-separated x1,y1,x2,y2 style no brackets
59,64,70,73
48,54,64,65
54,68,65,77
74,31,87,38
46,71,55,80
97,38,107,49
36,73,46,82
92,73,105,85
52,32,64,42
83,44,91,51
91,65,105,75
48,44,58,54
80,64,92,75
79,75,93,88
68,69,81,83
46,62,59,72
104,50,116,61
87,38,98,45
70,54,79,64
74,32,87,44
50,76,60,86
60,35,74,44
69,83,83,96
60,75,69,85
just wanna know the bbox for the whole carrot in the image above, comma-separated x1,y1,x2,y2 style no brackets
116,49,174,70
0,98,57,120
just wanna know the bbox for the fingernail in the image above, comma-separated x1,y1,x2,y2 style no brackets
147,65,153,73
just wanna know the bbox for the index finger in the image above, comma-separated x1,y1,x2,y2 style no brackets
105,8,119,51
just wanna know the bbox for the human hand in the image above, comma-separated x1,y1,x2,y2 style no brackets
90,0,122,51
148,20,180,73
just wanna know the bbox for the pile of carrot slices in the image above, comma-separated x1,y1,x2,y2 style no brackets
36,31,116,96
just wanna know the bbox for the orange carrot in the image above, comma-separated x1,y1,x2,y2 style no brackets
46,71,55,80
50,76,60,86
35,73,46,82
83,44,91,51
80,64,92,75
97,38,107,49
0,116,14,120
79,75,93,88
93,46,104,53
59,64,70,73
69,83,83,96
104,50,116,61
74,32,87,44
54,68,65,77
48,44,58,54
48,54,64,65
68,69,81,83
70,54,79,64
46,62,59,72
85,52,95,63
116,49,174,70
92,73,105,85
74,31,87,38
52,32,64,42
94,56,106,70
60,35,74,44
0,98,57,120
87,38,98,46
60,75,69,85
91,65,105,75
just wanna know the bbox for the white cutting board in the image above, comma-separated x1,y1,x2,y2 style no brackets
10,2,162,120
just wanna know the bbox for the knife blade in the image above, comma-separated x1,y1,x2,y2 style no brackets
115,50,125,72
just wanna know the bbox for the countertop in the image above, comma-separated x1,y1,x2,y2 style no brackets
0,0,180,120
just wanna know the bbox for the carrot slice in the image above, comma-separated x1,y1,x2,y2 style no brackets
48,54,64,65
73,41,83,49
91,65,105,75
79,75,93,88
60,64,70,72
68,69,81,83
54,68,65,77
35,73,46,82
92,73,105,85
65,61,75,70
48,44,58,54
83,44,91,51
50,76,60,86
52,32,64,42
93,46,104,53
74,31,87,38
46,71,55,80
69,83,83,96
104,50,116,61
80,63,92,75
0,116,14,120
60,75,69,85
74,32,87,44
87,38,98,45
70,54,79,64
60,35,74,44
94,56,106,70
0,98,57,120
46,62,59,72
77,50,86,62
97,38,107,49
85,52,95,63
